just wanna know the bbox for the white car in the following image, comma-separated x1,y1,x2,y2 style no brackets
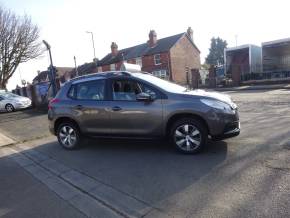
0,92,32,112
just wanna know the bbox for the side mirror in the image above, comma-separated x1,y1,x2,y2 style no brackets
136,92,152,101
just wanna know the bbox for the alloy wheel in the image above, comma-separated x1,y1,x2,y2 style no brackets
59,125,77,148
174,124,201,152
6,104,14,112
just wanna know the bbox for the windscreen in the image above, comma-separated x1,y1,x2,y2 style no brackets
134,73,186,93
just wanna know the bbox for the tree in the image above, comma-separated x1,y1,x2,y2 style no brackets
0,6,43,89
205,37,228,66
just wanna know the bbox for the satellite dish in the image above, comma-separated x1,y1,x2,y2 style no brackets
21,80,27,86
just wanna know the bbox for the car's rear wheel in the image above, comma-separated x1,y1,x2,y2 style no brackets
5,104,15,113
170,118,207,154
57,122,81,149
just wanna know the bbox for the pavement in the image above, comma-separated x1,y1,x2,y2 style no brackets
0,109,49,142
211,83,290,91
0,90,290,217
0,132,14,147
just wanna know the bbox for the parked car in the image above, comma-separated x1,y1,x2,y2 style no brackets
48,71,240,154
0,92,32,112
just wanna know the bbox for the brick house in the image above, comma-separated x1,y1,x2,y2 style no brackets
97,27,200,85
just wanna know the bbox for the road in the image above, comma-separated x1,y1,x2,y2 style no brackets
0,89,289,217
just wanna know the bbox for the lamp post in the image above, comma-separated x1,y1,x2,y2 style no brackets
86,31,96,60
42,40,57,97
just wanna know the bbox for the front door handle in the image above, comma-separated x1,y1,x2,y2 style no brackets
112,106,122,111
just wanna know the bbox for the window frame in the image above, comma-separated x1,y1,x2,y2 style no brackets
108,77,164,102
154,54,161,65
110,63,116,71
67,79,108,101
135,57,142,67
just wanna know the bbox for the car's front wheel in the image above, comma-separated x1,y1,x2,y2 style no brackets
57,122,81,150
5,104,15,113
170,118,207,154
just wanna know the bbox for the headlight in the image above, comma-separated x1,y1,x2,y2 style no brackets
200,99,234,114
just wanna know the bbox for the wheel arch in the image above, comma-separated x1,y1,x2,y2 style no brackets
54,117,81,135
5,103,15,111
166,113,209,136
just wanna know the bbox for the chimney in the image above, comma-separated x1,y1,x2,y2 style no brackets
187,27,193,41
111,42,118,56
148,30,157,47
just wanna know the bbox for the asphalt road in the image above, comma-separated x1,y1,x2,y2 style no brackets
0,89,290,217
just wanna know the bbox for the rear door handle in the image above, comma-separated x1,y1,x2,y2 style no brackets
112,106,122,111
74,105,83,110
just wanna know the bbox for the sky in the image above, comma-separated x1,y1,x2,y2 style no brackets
1,0,290,90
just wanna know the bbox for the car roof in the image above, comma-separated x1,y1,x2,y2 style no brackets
69,71,149,84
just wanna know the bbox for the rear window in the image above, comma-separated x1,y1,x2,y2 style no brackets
68,79,105,101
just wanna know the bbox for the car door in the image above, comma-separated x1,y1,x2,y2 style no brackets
108,78,164,136
68,78,111,135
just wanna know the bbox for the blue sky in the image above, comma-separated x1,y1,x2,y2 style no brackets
2,0,290,90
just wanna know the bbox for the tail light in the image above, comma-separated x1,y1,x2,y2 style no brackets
48,98,60,110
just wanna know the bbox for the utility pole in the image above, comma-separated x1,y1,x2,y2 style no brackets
74,56,78,77
42,40,57,97
235,34,238,47
86,31,96,60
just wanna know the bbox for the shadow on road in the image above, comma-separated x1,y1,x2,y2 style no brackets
32,138,228,205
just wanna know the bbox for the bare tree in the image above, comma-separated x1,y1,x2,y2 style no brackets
0,6,43,89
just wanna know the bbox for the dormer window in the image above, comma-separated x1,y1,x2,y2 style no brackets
154,54,161,65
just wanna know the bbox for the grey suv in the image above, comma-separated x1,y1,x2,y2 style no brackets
48,71,240,154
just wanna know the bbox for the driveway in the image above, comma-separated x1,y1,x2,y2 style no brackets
0,89,290,217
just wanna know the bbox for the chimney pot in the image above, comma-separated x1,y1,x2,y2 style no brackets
148,30,157,47
111,42,118,56
187,27,193,41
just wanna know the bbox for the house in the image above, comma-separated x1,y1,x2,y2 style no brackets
97,27,201,85
32,67,73,84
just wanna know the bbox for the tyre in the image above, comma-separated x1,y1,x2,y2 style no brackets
5,104,15,113
170,118,207,154
57,122,81,150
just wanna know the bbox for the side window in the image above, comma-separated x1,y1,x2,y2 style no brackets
112,80,141,101
140,83,158,100
112,80,159,101
75,80,105,101
0,96,3,101
67,85,75,99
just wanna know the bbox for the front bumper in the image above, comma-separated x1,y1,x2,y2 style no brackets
15,102,32,109
211,121,240,140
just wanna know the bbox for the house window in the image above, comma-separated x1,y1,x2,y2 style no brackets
135,57,142,67
154,54,161,65
152,70,168,79
110,64,116,71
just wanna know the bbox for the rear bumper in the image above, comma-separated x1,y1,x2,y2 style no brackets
48,110,56,135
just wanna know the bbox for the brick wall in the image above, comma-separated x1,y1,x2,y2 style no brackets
141,52,170,74
169,35,200,85
99,54,170,74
